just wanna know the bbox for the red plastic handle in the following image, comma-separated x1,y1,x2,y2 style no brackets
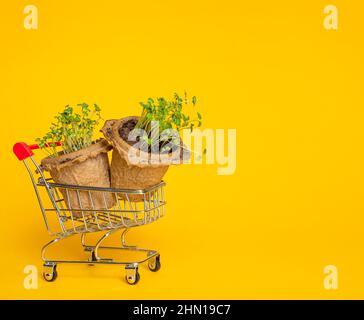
13,142,61,161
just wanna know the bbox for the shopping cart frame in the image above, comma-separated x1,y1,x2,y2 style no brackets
13,142,165,285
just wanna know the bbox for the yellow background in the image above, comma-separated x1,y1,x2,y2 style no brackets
1,0,363,299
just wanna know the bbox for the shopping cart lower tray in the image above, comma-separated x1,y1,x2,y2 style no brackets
13,142,166,285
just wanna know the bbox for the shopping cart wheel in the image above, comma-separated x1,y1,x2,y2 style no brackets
125,264,140,285
88,251,97,266
148,254,161,272
43,264,58,282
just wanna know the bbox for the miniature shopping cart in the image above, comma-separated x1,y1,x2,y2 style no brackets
13,142,165,285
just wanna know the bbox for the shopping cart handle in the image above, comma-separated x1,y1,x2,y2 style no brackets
13,142,61,160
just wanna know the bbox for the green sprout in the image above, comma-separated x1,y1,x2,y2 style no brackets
135,92,202,153
36,103,102,157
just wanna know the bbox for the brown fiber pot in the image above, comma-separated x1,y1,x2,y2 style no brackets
41,139,115,217
101,117,185,201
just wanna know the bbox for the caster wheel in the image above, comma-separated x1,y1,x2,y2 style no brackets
43,264,58,282
88,251,97,266
148,255,161,272
91,251,97,261
125,271,140,285
125,265,140,285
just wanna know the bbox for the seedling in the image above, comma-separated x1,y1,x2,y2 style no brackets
135,92,202,153
36,103,102,157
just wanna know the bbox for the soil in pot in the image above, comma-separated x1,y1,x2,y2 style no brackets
117,118,180,154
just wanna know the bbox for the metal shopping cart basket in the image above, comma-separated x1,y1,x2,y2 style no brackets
13,142,165,285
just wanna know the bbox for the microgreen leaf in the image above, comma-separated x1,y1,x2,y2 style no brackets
36,103,102,157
